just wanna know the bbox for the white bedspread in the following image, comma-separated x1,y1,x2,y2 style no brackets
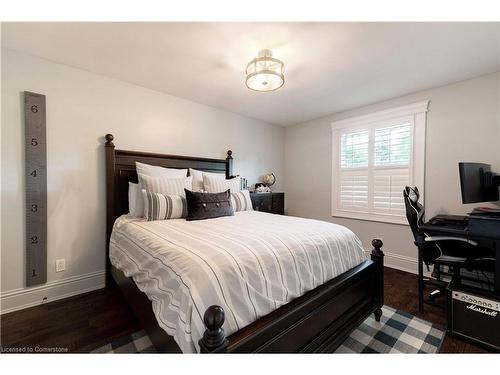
109,211,365,353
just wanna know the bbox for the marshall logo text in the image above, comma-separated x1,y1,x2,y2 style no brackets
466,304,498,317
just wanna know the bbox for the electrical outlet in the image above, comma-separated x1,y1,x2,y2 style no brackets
55,259,65,273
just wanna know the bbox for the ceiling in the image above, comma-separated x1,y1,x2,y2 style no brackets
2,22,499,126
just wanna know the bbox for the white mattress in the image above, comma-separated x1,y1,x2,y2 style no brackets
109,211,366,353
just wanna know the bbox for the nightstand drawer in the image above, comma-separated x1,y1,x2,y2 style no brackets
251,193,272,213
250,192,284,215
271,192,284,215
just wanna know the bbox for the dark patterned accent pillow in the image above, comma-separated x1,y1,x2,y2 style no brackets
142,190,187,221
185,189,234,221
230,190,254,212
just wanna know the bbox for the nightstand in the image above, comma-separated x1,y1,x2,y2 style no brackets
249,192,284,215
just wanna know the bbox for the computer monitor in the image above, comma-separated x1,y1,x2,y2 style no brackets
459,162,500,204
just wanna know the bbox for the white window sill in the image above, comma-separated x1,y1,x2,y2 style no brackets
332,211,409,225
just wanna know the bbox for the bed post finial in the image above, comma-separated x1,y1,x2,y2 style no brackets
226,150,233,179
370,238,384,321
199,305,228,353
105,133,114,147
371,238,383,257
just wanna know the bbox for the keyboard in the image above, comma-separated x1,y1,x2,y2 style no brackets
427,215,469,234
423,216,469,235
428,215,469,228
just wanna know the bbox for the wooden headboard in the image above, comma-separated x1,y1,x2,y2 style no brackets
104,134,233,277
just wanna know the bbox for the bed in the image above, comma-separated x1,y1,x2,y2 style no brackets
104,133,385,353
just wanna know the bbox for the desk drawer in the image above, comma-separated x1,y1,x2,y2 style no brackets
468,217,500,240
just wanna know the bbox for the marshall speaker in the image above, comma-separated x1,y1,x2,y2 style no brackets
448,288,500,351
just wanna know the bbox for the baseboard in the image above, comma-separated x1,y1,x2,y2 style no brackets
0,270,105,315
364,248,418,275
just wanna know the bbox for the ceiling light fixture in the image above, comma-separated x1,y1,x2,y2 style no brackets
245,49,284,92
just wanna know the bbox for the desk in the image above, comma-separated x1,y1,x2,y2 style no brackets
420,215,500,294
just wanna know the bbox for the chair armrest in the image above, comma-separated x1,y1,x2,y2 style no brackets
424,236,478,246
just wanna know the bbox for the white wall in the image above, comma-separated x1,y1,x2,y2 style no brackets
284,72,500,273
1,49,285,313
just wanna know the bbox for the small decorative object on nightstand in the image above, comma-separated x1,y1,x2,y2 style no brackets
250,192,284,215
254,183,271,193
263,173,276,188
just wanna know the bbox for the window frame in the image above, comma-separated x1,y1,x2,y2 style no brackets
331,100,429,225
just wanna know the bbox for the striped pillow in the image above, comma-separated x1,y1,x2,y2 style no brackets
142,190,187,221
133,162,188,218
203,175,241,193
128,182,139,216
138,174,193,197
230,190,253,212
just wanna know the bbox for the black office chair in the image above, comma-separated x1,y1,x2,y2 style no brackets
403,186,478,312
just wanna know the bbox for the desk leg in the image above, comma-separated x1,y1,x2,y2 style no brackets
418,246,424,313
495,240,500,294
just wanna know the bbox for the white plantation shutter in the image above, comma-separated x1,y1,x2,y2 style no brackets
372,123,412,217
339,130,369,212
332,101,428,224
374,124,411,166
373,169,409,216
339,172,369,211
337,124,411,218
340,130,369,168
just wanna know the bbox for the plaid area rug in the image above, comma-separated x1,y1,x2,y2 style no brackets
335,306,445,353
92,331,156,353
91,306,444,353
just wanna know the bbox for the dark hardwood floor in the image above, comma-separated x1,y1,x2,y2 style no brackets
384,268,488,353
1,287,142,353
0,267,490,353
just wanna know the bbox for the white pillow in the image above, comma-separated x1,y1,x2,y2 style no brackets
136,162,187,179
134,162,188,217
142,190,187,221
189,168,225,192
203,174,241,193
230,190,253,212
139,174,193,196
128,182,139,216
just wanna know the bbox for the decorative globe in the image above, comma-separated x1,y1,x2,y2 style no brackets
263,173,276,187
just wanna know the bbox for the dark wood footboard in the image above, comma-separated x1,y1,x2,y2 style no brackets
199,239,385,353
111,238,384,353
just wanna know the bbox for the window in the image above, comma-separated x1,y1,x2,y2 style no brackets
331,101,429,224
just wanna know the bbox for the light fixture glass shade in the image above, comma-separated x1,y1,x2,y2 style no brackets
245,49,284,92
